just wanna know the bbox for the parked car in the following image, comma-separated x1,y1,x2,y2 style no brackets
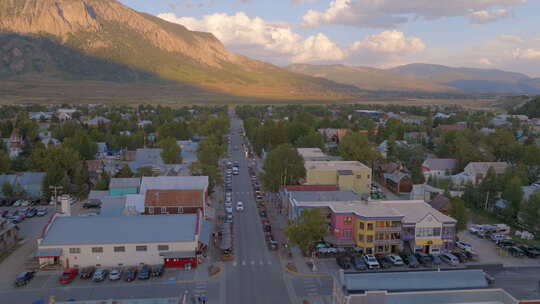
80,266,95,279
268,240,278,251
151,264,165,277
109,268,122,281
138,265,151,280
92,269,108,282
375,254,392,269
401,254,420,268
336,257,351,270
464,250,479,261
124,268,137,282
236,202,244,212
440,253,460,266
59,268,78,284
508,246,525,257
36,208,48,217
83,201,102,209
497,239,515,248
415,252,432,266
451,251,469,263
25,208,37,218
455,241,473,251
259,210,267,218
362,254,380,269
490,234,509,243
225,206,233,213
385,254,404,266
14,271,35,287
518,245,540,258
350,256,367,271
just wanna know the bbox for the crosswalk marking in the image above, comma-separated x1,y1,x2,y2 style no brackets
242,260,246,266
232,261,237,267
259,260,264,265
251,261,255,266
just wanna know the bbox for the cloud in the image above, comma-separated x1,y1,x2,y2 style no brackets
158,12,344,63
468,9,509,23
478,58,494,65
512,48,540,59
349,30,425,54
302,0,526,28
497,34,525,44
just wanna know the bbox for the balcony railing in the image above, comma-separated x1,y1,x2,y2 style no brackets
401,234,415,241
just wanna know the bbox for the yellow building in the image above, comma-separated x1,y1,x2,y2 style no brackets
304,161,371,195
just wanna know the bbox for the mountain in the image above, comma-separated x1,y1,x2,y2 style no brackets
287,63,540,95
0,0,358,100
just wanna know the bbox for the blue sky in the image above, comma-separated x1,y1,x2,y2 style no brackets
118,0,540,76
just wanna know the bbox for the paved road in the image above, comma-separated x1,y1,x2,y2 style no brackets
223,114,294,304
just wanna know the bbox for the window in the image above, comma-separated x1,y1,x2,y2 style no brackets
376,221,385,228
161,207,167,214
358,234,364,242
69,248,80,254
415,227,442,237
157,245,169,251
366,235,373,243
343,229,352,239
367,223,374,231
91,247,103,253
356,174,362,179
136,245,147,252
114,246,125,252
358,222,365,230
375,232,385,241
343,217,352,225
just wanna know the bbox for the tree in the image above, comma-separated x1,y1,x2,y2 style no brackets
73,162,90,198
0,149,10,173
115,165,134,178
2,181,13,199
136,166,156,177
94,171,110,191
64,132,98,161
261,144,306,192
198,136,223,166
448,197,468,232
284,209,327,255
295,132,325,149
338,132,380,165
158,137,182,164
520,192,540,232
501,176,523,220
189,163,222,194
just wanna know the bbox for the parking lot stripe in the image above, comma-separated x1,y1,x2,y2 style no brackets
250,261,255,266
242,261,246,266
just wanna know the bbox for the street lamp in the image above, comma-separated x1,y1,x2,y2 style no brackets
49,185,63,206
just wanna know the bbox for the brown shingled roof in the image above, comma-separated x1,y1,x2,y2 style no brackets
145,189,203,207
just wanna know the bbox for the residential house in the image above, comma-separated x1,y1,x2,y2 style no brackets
353,110,384,119
39,131,60,147
404,132,429,144
0,218,18,253
108,178,140,196
128,148,165,174
376,162,413,193
84,117,111,127
29,112,53,121
304,161,372,196
437,124,467,132
56,109,77,121
428,194,451,214
7,128,23,158
463,162,509,185
377,140,408,159
318,128,349,143
421,158,457,181
36,214,202,269
177,140,199,167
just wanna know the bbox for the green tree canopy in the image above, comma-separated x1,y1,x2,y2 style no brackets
115,164,134,178
189,163,222,193
338,132,380,165
448,197,468,232
284,208,327,255
158,137,182,164
261,144,305,192
0,149,11,173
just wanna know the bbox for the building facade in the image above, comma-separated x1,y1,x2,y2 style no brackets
304,161,371,195
109,178,141,196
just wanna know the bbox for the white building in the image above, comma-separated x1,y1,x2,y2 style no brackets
36,214,202,269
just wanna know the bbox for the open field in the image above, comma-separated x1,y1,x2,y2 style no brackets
0,78,504,109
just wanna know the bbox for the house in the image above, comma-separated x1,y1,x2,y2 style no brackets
84,116,111,127
138,120,152,128
140,176,209,216
283,190,362,220
108,178,140,196
96,142,108,158
437,124,466,132
56,109,77,121
377,140,408,159
333,270,517,304
428,194,451,214
177,140,199,167
353,110,384,119
0,218,18,253
7,128,24,158
29,112,53,121
318,128,349,143
297,148,341,162
463,162,508,185
304,161,372,195
129,148,165,173
85,160,104,183
36,214,202,269
422,158,457,180
376,162,413,193
404,132,429,144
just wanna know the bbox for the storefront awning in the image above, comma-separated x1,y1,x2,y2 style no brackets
35,248,62,257
159,251,196,259
324,236,356,247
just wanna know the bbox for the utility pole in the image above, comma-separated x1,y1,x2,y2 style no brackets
49,185,63,207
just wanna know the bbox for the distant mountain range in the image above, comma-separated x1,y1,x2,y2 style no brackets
0,0,538,102
287,63,540,95
0,0,359,100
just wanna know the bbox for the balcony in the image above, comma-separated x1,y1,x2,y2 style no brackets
375,226,402,232
442,233,455,240
374,239,401,246
402,234,415,241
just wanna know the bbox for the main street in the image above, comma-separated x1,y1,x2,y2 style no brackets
223,112,294,304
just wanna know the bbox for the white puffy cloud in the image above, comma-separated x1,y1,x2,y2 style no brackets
349,30,426,54
303,0,526,28
512,48,540,59
497,34,525,44
477,58,494,65
468,9,509,23
158,12,344,63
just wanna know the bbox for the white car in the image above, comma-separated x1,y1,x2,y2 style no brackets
109,268,122,281
385,254,404,266
456,241,473,251
362,254,380,269
225,206,233,213
236,202,244,211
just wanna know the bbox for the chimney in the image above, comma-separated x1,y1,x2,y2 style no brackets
60,195,71,216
